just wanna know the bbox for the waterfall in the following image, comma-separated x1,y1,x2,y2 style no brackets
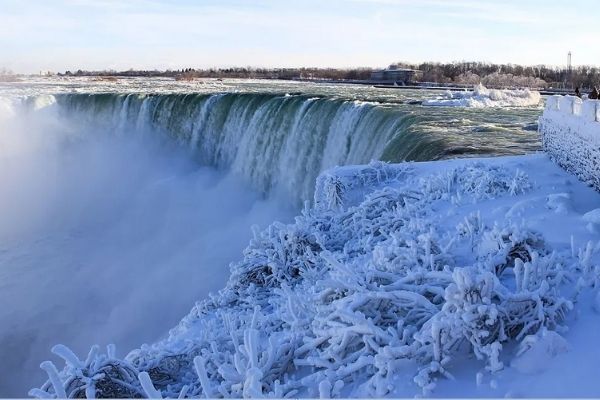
54,93,444,203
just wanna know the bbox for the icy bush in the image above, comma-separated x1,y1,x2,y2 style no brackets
314,160,412,211
32,162,589,398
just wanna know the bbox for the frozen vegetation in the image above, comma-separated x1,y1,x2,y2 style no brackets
422,84,541,108
31,154,600,397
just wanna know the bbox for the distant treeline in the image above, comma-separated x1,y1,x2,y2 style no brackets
60,67,373,81
53,61,600,89
394,61,600,89
0,67,19,82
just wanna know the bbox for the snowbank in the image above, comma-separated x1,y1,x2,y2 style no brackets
539,95,600,191
422,84,541,108
31,154,600,398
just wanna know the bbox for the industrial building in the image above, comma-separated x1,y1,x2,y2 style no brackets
370,66,420,84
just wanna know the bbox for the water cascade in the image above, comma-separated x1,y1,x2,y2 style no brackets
56,93,444,203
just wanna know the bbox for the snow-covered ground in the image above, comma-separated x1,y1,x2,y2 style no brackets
32,153,600,398
422,84,541,108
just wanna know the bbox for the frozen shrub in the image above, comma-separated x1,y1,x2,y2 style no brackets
478,224,546,276
30,345,145,399
31,162,583,398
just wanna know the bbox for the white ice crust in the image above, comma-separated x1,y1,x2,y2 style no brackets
539,94,600,191
422,84,541,108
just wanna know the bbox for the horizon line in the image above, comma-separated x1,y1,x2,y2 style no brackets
6,61,589,76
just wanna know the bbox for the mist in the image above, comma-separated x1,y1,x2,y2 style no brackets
0,97,294,396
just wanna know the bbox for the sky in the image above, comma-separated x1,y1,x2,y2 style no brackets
1,0,599,74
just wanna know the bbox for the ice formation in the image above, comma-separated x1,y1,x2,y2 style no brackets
31,155,600,398
539,94,600,191
422,84,541,108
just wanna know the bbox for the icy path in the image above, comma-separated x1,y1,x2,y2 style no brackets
33,154,600,398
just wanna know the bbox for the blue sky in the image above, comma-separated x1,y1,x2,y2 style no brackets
1,0,599,73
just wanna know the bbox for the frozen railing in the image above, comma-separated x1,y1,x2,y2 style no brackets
544,95,600,123
540,95,600,191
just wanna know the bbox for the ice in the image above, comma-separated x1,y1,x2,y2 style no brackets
138,372,162,399
422,84,541,108
540,94,600,192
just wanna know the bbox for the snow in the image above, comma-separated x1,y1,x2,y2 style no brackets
422,84,541,108
32,153,600,398
542,95,600,140
546,192,572,214
510,329,569,374
539,94,600,191
583,209,600,233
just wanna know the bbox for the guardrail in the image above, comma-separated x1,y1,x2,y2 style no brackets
544,95,600,122
540,94,600,191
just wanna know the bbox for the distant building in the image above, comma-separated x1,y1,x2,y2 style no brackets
370,66,420,84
